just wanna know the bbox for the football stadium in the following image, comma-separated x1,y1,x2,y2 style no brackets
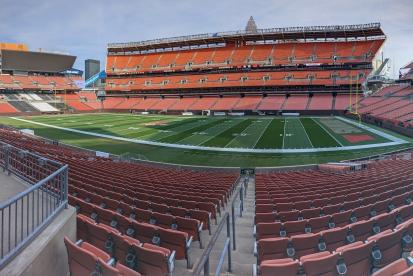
1,1,413,275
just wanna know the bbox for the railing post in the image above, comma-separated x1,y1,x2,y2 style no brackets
64,166,69,208
4,146,9,174
203,257,210,276
226,214,232,273
231,203,236,251
240,185,244,216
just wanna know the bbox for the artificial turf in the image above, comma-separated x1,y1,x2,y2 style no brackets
0,114,410,167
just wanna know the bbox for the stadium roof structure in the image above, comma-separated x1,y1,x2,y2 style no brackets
1,50,76,73
108,22,385,53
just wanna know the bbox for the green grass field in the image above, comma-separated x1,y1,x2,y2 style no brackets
0,113,411,167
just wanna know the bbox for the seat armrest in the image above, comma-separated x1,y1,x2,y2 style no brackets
168,250,176,273
186,236,193,248
75,239,84,246
252,264,258,276
107,258,116,266
407,256,413,266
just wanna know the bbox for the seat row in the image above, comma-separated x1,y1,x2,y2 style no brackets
255,203,413,240
70,193,203,243
64,236,142,276
73,198,193,267
255,177,411,210
254,218,413,275
70,185,210,232
255,172,411,203
71,178,220,220
255,191,413,224
77,214,177,275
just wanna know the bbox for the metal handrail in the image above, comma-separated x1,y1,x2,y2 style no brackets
108,23,381,49
0,141,68,269
193,213,232,276
193,177,247,275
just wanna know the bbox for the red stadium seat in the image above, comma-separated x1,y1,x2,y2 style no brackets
372,259,413,276
300,251,340,276
367,229,403,270
335,241,374,275
64,236,111,276
259,258,299,276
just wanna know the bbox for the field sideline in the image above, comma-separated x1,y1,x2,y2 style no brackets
0,114,411,167
8,114,403,150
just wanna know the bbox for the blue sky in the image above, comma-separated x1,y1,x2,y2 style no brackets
1,0,412,77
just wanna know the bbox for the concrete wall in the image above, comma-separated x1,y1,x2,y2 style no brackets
0,206,76,276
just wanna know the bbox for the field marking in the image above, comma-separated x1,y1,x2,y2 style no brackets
9,117,409,154
196,119,248,146
335,117,407,143
282,119,287,149
223,119,257,148
297,118,314,148
312,118,344,147
252,119,273,148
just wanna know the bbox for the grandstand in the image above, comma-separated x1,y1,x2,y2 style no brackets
2,17,413,276
0,43,81,115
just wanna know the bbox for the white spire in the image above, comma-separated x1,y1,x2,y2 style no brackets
245,16,258,33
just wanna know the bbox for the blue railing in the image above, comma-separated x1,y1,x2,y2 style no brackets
0,141,68,269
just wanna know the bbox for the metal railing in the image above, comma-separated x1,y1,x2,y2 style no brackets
0,141,68,269
193,213,232,276
193,177,248,275
108,23,381,49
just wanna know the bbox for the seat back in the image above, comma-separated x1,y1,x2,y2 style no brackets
64,237,100,276
336,241,373,275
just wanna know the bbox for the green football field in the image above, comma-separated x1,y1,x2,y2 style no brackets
0,113,411,167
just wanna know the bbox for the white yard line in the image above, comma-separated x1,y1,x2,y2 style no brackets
282,119,287,149
10,117,408,154
252,119,273,148
196,119,246,146
313,118,344,147
297,118,314,148
223,119,258,148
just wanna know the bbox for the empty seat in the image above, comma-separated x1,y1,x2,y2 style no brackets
130,243,173,276
300,251,340,276
373,213,397,234
319,226,348,251
257,237,290,263
308,215,331,233
284,220,308,236
347,219,374,243
336,241,373,275
256,222,283,240
367,229,403,270
98,258,142,276
259,258,299,276
372,258,413,276
290,233,320,258
86,222,121,255
396,218,413,253
255,212,277,224
331,210,352,227
64,236,111,276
